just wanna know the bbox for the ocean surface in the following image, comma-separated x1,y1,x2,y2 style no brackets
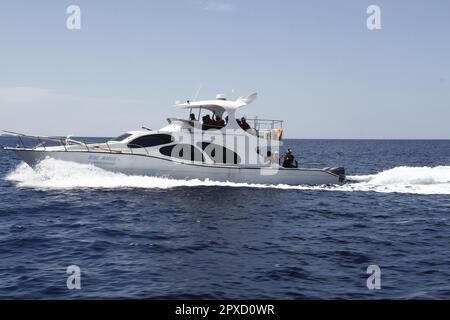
0,137,449,299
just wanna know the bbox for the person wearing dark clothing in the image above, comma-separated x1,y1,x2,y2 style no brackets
282,149,298,168
240,117,251,131
202,114,212,125
212,115,225,128
202,114,214,130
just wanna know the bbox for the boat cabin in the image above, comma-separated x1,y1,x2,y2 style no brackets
106,93,283,166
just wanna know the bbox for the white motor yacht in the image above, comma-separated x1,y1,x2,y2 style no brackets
2,93,345,185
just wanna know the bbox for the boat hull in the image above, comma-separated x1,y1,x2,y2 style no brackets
10,149,345,185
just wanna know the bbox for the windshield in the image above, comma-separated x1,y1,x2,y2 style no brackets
111,133,132,142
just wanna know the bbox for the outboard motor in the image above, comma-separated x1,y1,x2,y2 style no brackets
324,167,346,182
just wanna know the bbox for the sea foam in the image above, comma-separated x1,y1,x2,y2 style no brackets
5,158,450,195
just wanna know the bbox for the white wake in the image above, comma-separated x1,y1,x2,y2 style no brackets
4,159,450,195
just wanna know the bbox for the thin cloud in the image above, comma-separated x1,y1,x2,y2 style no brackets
0,86,150,136
191,0,236,13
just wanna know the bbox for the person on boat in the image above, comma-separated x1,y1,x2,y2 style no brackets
265,150,272,163
282,149,298,168
240,117,251,131
202,114,212,124
189,113,196,121
212,115,225,128
265,150,281,165
201,114,212,130
273,151,280,165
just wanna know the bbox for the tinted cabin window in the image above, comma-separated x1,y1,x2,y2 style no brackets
112,133,132,141
128,134,173,149
159,144,204,162
199,142,241,164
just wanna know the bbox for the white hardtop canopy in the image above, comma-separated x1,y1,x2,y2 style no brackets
175,93,257,117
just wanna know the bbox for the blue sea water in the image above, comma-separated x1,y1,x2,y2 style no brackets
0,137,449,299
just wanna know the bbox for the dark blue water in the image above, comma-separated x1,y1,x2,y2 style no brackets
0,138,449,299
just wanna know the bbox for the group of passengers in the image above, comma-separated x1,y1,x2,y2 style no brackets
189,113,251,131
201,114,225,128
190,113,225,128
189,113,298,168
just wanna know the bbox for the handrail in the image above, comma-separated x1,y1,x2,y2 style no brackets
126,143,150,156
245,118,283,131
60,138,68,151
18,136,25,148
1,131,109,145
1,130,67,143
2,130,156,157
245,118,283,123
33,137,46,150
170,117,283,132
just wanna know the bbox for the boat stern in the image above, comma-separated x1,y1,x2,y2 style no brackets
323,167,346,183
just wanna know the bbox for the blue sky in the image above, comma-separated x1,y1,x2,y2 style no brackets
0,0,449,138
